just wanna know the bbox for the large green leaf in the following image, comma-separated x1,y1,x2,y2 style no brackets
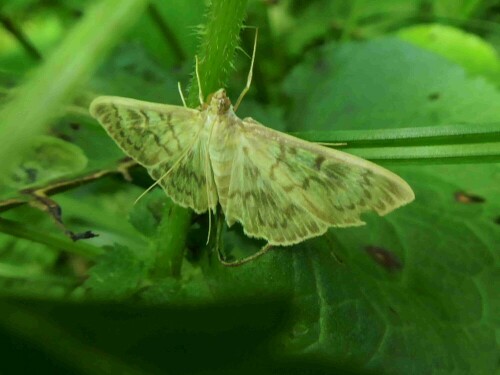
202,38,500,374
283,38,500,131
83,244,149,299
396,24,500,84
0,135,87,199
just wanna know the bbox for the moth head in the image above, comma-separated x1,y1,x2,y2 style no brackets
208,89,232,115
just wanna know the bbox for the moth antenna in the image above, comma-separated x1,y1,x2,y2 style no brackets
234,27,258,112
205,202,212,245
218,243,274,267
195,55,204,105
178,81,187,107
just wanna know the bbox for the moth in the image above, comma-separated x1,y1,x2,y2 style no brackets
89,34,414,265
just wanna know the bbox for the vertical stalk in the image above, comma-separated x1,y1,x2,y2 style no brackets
187,0,250,106
153,0,249,278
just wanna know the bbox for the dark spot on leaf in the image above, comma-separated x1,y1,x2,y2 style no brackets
494,216,500,225
314,58,328,73
364,246,403,272
69,122,80,130
55,132,73,142
428,92,440,101
24,167,38,183
389,306,399,317
141,69,158,82
454,191,485,204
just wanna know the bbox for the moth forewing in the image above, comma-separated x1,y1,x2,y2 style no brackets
89,95,218,214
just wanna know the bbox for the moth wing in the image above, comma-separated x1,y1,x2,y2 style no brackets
90,96,217,213
221,118,415,246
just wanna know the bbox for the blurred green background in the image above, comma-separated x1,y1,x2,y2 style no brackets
0,0,499,374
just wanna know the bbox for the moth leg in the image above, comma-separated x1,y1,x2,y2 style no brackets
218,242,274,267
234,28,258,112
215,209,226,262
204,121,218,245
195,55,204,105
177,81,187,107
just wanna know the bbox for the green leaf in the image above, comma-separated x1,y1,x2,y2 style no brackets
90,41,185,104
202,37,500,374
283,38,500,132
0,135,87,195
206,167,499,375
52,115,126,171
138,269,212,304
84,244,148,299
130,0,205,68
396,23,500,84
0,0,149,178
129,188,192,280
267,0,419,56
128,188,168,238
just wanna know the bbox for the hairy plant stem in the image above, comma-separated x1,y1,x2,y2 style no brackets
152,0,249,278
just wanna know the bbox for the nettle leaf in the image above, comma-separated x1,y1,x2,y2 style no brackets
269,0,418,57
84,244,149,299
139,269,212,303
128,188,213,303
283,38,500,131
203,38,499,374
0,135,87,198
128,188,168,237
396,24,500,84
90,42,184,104
130,0,205,68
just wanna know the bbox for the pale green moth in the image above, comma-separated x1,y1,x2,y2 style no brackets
89,31,415,265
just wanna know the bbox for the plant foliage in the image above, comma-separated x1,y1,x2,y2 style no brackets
0,0,499,374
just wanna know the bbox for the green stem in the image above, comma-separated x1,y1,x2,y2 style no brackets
292,123,500,165
156,0,249,277
188,0,250,105
292,123,500,147
152,200,191,279
0,218,103,258
349,142,500,165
